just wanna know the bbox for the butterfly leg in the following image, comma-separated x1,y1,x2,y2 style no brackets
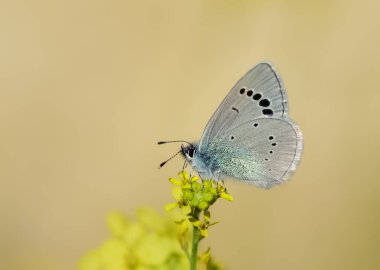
198,172,205,183
182,160,195,178
215,171,221,183
182,160,188,172
215,171,227,189
221,179,226,190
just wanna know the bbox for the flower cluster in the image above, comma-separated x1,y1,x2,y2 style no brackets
165,171,233,238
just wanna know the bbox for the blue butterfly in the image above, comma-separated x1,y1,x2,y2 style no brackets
160,62,303,189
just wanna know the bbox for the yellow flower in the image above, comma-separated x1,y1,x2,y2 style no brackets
167,171,233,235
78,209,188,270
79,171,230,270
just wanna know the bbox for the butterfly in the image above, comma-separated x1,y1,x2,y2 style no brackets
159,62,303,189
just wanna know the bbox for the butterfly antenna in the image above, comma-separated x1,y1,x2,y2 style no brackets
158,149,182,169
158,140,192,145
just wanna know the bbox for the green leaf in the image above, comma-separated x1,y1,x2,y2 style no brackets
164,202,178,212
181,205,192,215
171,187,183,201
200,228,208,237
220,192,234,201
169,177,181,186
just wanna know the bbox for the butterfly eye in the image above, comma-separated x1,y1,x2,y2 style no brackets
188,147,195,158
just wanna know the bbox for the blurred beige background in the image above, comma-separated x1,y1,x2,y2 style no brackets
1,0,380,269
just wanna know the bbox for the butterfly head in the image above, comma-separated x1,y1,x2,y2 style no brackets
181,144,196,161
158,140,197,168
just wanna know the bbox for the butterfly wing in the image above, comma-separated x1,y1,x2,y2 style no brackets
199,62,288,152
207,118,303,189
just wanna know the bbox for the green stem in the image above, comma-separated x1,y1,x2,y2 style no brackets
190,225,200,270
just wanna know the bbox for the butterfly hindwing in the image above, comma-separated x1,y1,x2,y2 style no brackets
206,118,302,188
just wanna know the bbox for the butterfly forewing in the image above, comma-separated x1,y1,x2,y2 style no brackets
199,62,288,152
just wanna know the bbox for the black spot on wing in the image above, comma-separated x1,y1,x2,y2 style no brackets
259,99,270,107
262,109,273,116
252,93,262,100
232,107,239,114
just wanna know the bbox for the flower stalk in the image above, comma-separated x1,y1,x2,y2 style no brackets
166,171,233,269
190,213,200,270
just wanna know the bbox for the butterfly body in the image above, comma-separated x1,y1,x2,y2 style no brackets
174,62,303,189
183,141,261,182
